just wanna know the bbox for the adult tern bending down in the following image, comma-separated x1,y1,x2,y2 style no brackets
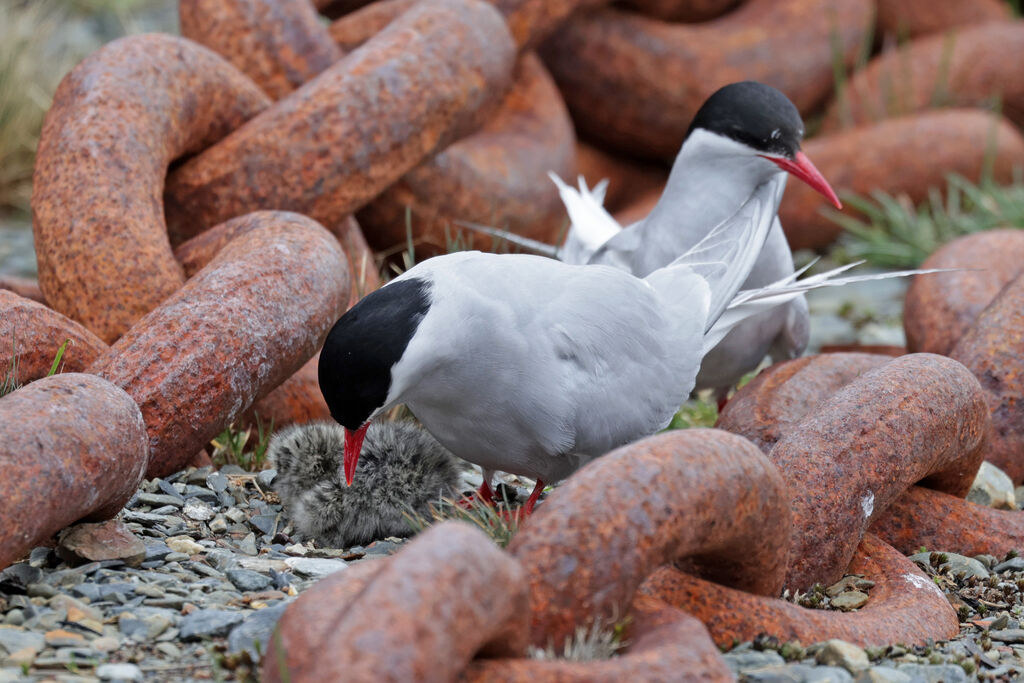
318,184,930,515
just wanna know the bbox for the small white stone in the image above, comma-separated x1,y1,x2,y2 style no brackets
97,662,143,681
284,557,347,578
861,490,874,518
166,536,204,555
183,500,215,522
815,639,869,673
284,543,308,556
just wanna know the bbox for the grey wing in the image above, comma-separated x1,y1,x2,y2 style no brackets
669,175,786,330
535,269,698,457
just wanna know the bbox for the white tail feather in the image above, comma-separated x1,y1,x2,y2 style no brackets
549,172,623,265
701,266,958,356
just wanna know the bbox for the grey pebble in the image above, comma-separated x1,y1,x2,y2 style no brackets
155,479,184,500
206,472,229,493
989,629,1024,644
226,569,273,593
228,601,291,661
994,557,1024,573
284,557,347,578
163,552,189,563
249,514,278,536
725,650,786,672
256,469,277,489
854,667,913,682
0,628,45,654
179,609,247,641
238,533,259,556
135,492,184,508
184,500,215,522
26,582,58,599
893,663,968,683
742,665,853,682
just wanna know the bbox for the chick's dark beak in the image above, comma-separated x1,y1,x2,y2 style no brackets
343,422,370,486
761,151,842,209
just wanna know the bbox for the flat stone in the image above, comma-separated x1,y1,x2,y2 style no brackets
989,629,1024,644
228,601,291,660
179,609,247,641
209,515,228,534
256,469,277,489
57,520,146,568
893,663,968,682
825,576,874,597
155,642,181,657
226,569,272,593
0,626,44,655
163,552,189,563
994,557,1024,573
831,591,870,611
49,595,103,623
743,664,853,682
910,552,990,580
723,650,785,671
143,541,172,563
855,667,913,682
44,628,88,647
206,471,229,493
235,557,289,573
27,583,58,599
968,461,1017,510
249,514,278,536
816,640,870,673
135,492,184,508
97,662,143,681
0,563,42,592
183,500,215,522
166,537,204,556
284,557,347,579
237,533,259,556
91,636,119,652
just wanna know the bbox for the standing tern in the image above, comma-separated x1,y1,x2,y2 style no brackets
317,186,932,515
466,81,840,408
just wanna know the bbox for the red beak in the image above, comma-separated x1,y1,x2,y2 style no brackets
343,422,370,486
761,151,842,209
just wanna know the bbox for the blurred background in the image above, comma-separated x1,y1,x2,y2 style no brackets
2,0,1023,303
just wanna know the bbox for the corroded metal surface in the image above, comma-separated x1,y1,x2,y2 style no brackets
822,22,1024,132
780,110,1024,250
164,0,516,239
494,0,609,51
32,34,271,343
264,522,528,682
541,0,872,159
508,429,791,648
873,486,1024,559
90,214,349,479
245,354,332,429
0,276,46,305
0,374,148,570
327,0,416,51
641,534,959,648
717,353,892,453
0,291,108,384
876,0,1010,40
876,0,1010,39
767,354,990,588
904,229,1024,355
617,0,739,22
357,53,575,256
462,595,733,682
951,273,1024,482
180,0,342,99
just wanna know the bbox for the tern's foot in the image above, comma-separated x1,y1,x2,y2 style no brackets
457,480,495,509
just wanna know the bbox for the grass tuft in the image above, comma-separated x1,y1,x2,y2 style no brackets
528,616,630,662
828,171,1024,268
210,416,274,471
404,492,522,548
663,396,718,431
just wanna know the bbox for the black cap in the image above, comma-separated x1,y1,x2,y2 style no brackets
686,81,805,158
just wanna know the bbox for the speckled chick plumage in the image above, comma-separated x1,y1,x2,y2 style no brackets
268,420,461,548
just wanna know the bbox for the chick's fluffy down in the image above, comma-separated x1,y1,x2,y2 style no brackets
269,421,461,547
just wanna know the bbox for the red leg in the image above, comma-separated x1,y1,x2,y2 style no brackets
521,479,545,516
458,480,495,508
717,395,729,413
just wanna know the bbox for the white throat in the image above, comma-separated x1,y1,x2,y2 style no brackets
627,129,787,275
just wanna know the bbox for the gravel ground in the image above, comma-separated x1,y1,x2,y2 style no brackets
0,459,1022,682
